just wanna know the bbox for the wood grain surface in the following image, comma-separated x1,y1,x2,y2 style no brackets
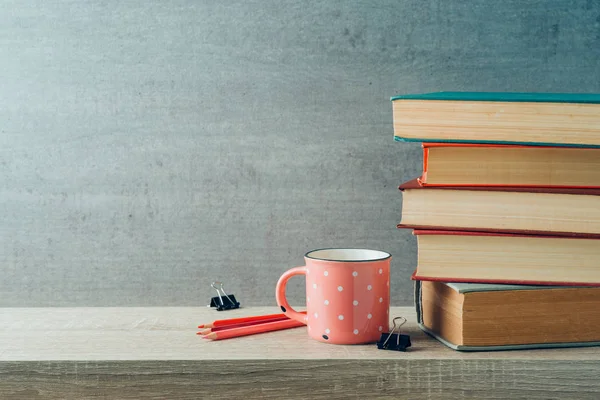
1,307,600,399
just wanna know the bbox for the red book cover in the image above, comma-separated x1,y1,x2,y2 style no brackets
413,228,600,239
419,143,600,189
399,177,600,195
397,178,600,238
410,229,600,287
410,269,600,287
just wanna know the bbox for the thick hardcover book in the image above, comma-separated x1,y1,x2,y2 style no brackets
411,229,600,286
419,143,600,188
398,178,600,237
414,280,600,351
391,92,600,148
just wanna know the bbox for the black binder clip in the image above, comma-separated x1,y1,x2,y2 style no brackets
376,317,411,351
208,281,240,311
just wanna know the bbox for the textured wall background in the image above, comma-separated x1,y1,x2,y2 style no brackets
1,0,599,306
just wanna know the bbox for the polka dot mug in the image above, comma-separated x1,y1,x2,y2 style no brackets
276,248,391,345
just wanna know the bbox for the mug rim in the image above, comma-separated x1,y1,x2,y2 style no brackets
304,248,391,262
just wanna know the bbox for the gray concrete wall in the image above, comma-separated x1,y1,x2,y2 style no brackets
1,0,599,306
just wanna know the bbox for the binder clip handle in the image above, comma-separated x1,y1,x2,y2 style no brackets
376,316,411,352
208,281,240,311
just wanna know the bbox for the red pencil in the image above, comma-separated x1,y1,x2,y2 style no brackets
201,318,305,340
198,311,306,329
196,315,290,335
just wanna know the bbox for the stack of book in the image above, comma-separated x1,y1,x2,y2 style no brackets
392,92,600,351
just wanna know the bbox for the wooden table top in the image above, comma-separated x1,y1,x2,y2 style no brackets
1,306,599,399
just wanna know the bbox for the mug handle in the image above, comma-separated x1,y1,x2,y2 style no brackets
276,266,308,325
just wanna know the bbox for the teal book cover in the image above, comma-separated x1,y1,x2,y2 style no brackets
392,91,600,148
391,91,600,103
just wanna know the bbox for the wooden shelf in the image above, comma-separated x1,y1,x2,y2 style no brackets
1,307,599,399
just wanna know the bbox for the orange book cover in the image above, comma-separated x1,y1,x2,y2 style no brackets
419,143,600,189
397,178,600,238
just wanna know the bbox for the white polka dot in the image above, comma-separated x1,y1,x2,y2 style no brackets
353,300,358,306
338,315,344,320
325,328,330,334
352,271,358,277
338,286,343,292
314,313,318,318
307,296,310,302
306,269,310,275
313,283,317,289
324,271,328,276
324,300,329,305
353,329,359,335
379,297,383,303
378,268,383,274
367,285,372,291
378,326,383,332
367,313,372,319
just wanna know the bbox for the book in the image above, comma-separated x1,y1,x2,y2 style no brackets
391,92,600,148
420,143,600,188
411,230,600,286
415,280,600,351
398,178,600,236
